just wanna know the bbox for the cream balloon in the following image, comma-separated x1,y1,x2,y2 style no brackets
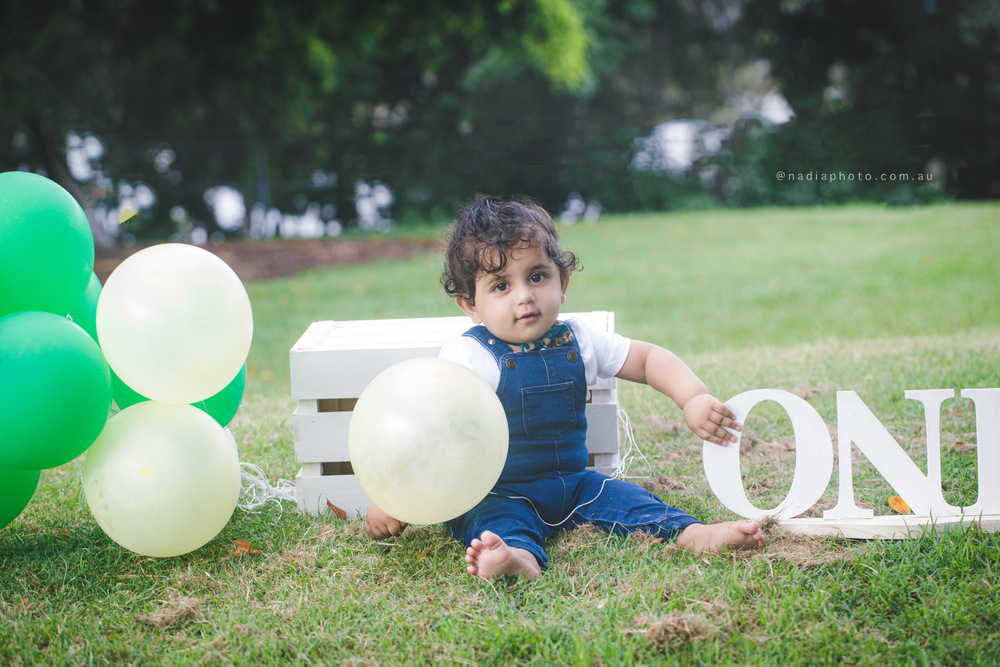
83,402,241,557
96,243,252,405
348,357,509,525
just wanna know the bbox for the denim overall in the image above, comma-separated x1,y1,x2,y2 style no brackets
446,323,700,569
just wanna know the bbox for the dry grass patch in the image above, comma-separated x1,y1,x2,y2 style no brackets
645,612,721,647
138,589,202,628
754,516,852,568
637,474,689,498
638,597,736,649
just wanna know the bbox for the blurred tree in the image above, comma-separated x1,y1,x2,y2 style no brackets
0,0,595,238
1,0,753,237
1,1,342,240
739,0,1000,200
554,0,750,211
9,0,985,238
358,0,751,217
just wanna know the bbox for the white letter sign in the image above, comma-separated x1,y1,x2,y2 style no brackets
961,388,1000,515
702,389,832,519
701,387,1000,538
825,390,960,519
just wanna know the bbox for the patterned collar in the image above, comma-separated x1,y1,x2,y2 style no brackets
514,321,575,352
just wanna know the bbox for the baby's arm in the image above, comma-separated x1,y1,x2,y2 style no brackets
616,339,740,446
364,502,408,540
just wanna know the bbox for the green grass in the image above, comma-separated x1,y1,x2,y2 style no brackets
3,202,999,665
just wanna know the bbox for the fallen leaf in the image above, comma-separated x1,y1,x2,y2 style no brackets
888,496,912,514
326,500,348,520
232,539,261,557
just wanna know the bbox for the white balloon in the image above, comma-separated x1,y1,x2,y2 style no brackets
223,427,240,455
83,402,241,557
349,357,508,525
96,243,252,405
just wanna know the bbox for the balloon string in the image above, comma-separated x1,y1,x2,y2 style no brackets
488,407,653,527
76,458,88,508
238,462,297,513
613,407,652,481
490,475,614,528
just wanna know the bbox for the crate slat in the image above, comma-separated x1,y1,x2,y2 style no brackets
292,408,352,462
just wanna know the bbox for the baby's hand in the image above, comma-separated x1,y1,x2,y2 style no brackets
364,503,408,540
683,393,741,446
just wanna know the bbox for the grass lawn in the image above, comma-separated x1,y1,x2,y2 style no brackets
2,202,999,665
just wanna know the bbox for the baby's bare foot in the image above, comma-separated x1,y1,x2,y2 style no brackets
676,520,767,553
465,530,540,580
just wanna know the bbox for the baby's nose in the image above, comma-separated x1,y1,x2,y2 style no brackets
514,284,535,303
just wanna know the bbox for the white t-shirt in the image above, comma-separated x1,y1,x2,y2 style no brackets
437,315,632,391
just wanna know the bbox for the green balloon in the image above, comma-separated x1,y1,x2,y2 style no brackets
66,272,102,342
0,465,40,530
0,311,112,470
0,172,95,318
194,363,247,427
112,362,247,427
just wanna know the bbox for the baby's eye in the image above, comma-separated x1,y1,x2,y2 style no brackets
529,272,547,284
493,281,509,292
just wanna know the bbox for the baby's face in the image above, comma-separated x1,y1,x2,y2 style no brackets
458,244,568,348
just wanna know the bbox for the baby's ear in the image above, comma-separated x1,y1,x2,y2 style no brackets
456,296,482,323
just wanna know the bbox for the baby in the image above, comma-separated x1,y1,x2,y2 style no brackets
365,194,765,579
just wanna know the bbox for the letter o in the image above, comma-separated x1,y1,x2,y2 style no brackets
702,389,833,519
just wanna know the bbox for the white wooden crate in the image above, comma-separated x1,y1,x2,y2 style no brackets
290,311,621,517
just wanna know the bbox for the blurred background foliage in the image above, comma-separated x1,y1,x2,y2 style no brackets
1,0,997,243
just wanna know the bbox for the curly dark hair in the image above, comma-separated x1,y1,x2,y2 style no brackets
442,194,582,303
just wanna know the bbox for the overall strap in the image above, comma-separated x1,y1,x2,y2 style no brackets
462,325,508,366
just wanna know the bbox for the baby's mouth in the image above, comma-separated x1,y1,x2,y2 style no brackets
517,312,539,323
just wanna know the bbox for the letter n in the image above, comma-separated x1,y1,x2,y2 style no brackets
825,390,961,519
